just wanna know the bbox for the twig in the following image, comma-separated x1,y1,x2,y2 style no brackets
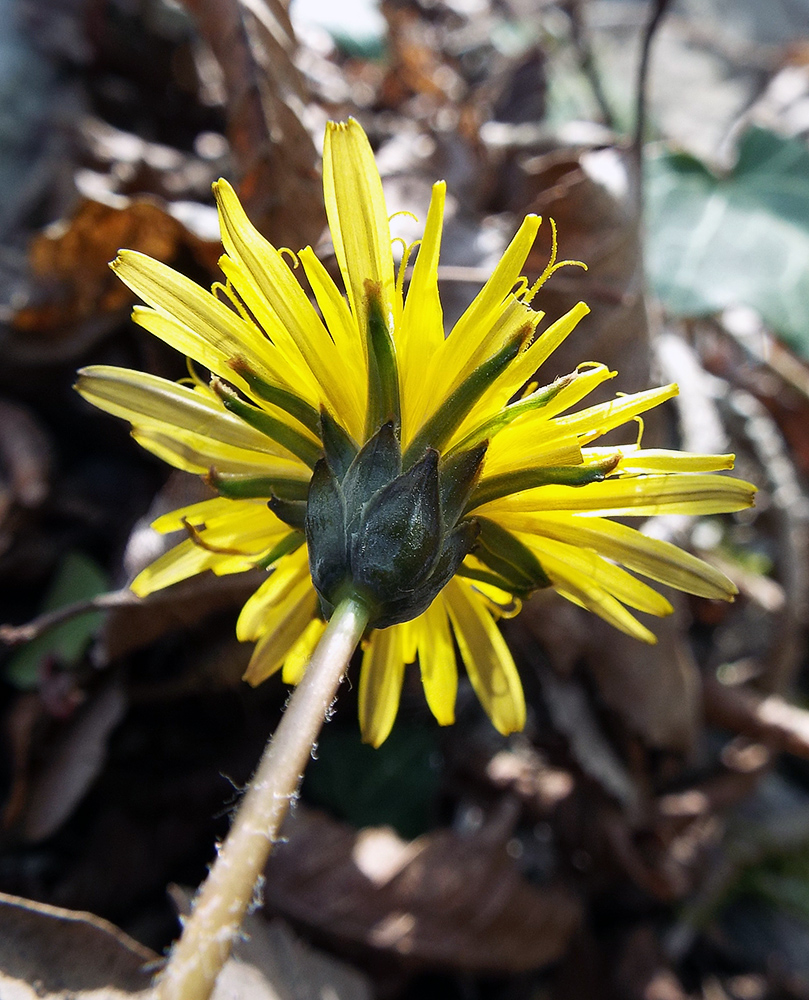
632,0,674,206
568,0,616,129
704,676,809,761
0,590,138,646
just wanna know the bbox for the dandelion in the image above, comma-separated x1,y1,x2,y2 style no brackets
76,119,754,1000
77,119,753,746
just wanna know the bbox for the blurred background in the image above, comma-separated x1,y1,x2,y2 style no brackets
2,0,809,997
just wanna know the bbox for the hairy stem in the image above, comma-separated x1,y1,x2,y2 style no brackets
155,593,371,1000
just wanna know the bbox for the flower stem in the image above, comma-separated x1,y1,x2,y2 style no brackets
155,593,371,1000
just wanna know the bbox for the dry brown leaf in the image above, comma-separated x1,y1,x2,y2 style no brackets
263,806,581,973
19,678,127,843
214,917,372,1000
12,196,219,347
380,4,463,109
183,0,323,251
0,891,157,998
0,889,372,1000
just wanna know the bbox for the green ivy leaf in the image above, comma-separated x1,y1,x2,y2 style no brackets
646,126,809,357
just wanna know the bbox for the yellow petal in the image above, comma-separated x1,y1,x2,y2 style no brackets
152,497,275,534
425,290,538,429
152,498,291,552
462,301,590,427
479,473,757,517
447,215,542,356
522,534,674,616
236,546,310,641
132,305,309,410
214,180,366,435
457,296,540,402
131,428,308,478
526,544,658,643
282,618,327,685
415,598,457,726
493,510,737,600
399,182,446,439
76,366,306,462
499,302,590,392
130,538,255,596
443,578,525,735
243,581,319,686
610,449,737,474
480,428,583,479
298,245,367,437
112,252,276,383
457,366,615,470
552,384,679,444
323,120,396,340
359,626,406,747
216,255,322,402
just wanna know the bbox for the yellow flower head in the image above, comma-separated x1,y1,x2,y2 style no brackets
76,119,755,746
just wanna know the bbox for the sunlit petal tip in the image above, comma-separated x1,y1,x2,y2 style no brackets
212,176,234,199
130,571,154,599
242,643,282,687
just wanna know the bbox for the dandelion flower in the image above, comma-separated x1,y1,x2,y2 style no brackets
76,119,755,747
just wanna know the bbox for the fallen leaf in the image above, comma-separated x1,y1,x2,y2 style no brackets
11,196,219,353
517,147,654,401
263,806,581,973
704,676,809,761
509,592,702,757
100,569,265,665
19,678,127,843
220,913,372,1000
0,891,157,997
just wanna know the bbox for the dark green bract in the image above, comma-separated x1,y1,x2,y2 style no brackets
302,417,484,628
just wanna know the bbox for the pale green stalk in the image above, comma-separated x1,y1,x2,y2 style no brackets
155,594,371,1000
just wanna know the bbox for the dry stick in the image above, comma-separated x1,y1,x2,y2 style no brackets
568,0,616,129
631,0,674,209
155,593,371,1000
0,589,137,646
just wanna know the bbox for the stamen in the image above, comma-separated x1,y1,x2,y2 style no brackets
390,236,408,262
396,239,421,299
389,210,419,225
477,587,523,619
511,276,529,298
213,280,251,324
279,248,300,269
184,358,208,390
523,219,588,304
633,415,645,448
181,517,262,557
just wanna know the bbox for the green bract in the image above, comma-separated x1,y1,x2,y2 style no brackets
304,417,484,628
